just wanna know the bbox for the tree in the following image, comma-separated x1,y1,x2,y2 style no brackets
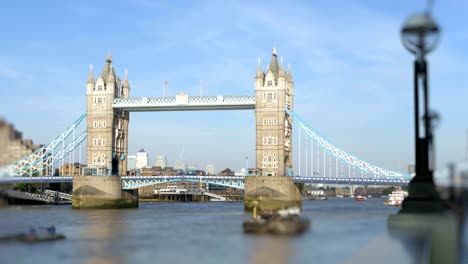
382,186,396,196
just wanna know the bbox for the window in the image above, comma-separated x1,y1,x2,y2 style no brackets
97,85,103,91
93,120,107,128
267,80,273,86
263,119,267,125
263,136,278,145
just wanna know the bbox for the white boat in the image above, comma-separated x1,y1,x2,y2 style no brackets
354,195,366,202
385,190,408,207
154,185,187,194
336,195,344,198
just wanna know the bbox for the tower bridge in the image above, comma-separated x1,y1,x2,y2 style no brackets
0,48,411,209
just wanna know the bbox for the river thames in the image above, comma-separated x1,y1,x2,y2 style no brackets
0,198,466,264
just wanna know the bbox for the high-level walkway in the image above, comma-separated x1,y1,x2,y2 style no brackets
113,95,255,112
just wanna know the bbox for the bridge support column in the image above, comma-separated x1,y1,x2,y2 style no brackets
72,176,138,209
244,176,301,212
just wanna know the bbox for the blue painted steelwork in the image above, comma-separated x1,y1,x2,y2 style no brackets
0,175,409,188
286,108,412,180
0,108,412,188
0,114,87,177
121,176,245,190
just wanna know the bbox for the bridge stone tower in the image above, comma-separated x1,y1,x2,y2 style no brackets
73,55,137,209
85,54,130,176
255,48,294,176
245,48,301,212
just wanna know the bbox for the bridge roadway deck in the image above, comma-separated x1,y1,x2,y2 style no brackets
112,96,256,112
0,175,409,189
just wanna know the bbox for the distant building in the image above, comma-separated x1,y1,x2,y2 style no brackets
206,165,216,175
174,160,186,170
219,168,234,176
127,155,137,171
0,119,42,167
186,164,197,171
136,149,148,169
154,155,167,168
407,164,415,174
235,168,246,176
58,163,85,177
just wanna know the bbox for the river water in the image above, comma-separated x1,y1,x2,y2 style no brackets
0,198,466,264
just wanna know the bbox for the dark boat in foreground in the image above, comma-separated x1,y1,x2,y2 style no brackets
0,233,66,243
0,226,65,243
243,208,310,235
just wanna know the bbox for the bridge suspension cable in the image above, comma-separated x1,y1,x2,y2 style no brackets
0,113,87,177
286,108,411,180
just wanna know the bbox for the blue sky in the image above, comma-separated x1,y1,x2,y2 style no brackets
0,0,467,173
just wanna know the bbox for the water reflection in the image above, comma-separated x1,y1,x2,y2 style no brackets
249,236,294,264
79,210,128,264
387,212,462,264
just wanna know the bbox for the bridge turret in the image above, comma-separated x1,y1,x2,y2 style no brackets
86,54,130,176
255,48,293,177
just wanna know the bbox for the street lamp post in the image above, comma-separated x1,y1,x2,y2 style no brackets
400,12,445,212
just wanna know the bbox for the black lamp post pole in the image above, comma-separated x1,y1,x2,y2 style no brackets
413,54,433,184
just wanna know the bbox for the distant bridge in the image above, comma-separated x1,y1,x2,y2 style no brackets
0,175,409,190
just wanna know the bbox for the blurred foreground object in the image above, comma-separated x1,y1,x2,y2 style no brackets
399,10,445,213
243,205,310,235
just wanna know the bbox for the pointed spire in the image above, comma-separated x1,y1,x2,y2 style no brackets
106,53,112,63
256,57,263,78
123,68,130,87
287,64,292,79
279,64,285,77
88,64,94,84
268,47,279,79
101,53,113,81
107,63,115,83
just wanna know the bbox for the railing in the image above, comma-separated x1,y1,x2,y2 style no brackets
0,189,71,204
112,95,256,111
44,190,72,201
204,192,230,201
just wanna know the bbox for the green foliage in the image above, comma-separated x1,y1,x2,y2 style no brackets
14,183,39,192
382,186,396,195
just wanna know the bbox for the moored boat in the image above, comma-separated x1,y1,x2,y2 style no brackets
0,226,65,243
385,189,408,207
354,195,367,201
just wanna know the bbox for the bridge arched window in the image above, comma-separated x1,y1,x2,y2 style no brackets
267,80,273,86
97,85,103,91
